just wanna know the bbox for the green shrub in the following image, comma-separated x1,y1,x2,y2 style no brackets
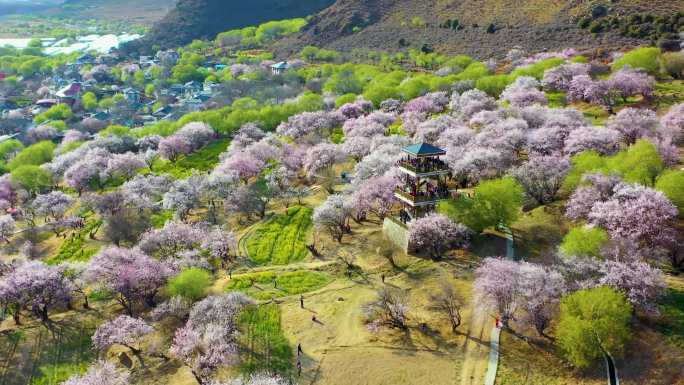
444,55,474,69
0,139,23,161
150,210,174,228
562,151,607,193
254,18,307,43
323,65,363,95
97,125,131,137
335,93,358,107
660,51,684,79
559,226,609,258
612,47,661,75
59,141,84,154
510,57,565,80
411,16,426,28
398,75,431,100
34,103,73,124
475,74,512,96
455,62,491,81
655,170,684,215
300,46,340,62
10,165,52,194
605,139,663,186
167,268,213,302
330,127,344,144
363,85,400,107
557,287,632,368
439,177,524,233
131,120,178,138
82,91,97,111
547,92,567,107
8,140,56,169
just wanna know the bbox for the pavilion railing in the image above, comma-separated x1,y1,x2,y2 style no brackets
397,160,450,174
394,188,451,203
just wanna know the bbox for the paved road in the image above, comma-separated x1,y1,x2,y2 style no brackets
483,228,515,385
604,352,619,385
484,326,501,385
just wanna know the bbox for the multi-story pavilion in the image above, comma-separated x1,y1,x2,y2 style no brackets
394,143,451,222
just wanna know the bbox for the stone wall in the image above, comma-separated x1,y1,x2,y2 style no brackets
382,217,409,253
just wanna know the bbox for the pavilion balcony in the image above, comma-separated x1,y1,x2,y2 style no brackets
397,160,450,176
394,188,451,207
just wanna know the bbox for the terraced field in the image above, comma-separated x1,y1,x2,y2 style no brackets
244,206,314,265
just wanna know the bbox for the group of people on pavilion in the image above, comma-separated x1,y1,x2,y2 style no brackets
394,143,453,223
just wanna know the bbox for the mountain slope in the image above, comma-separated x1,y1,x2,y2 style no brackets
273,0,684,59
0,0,62,16
131,0,335,53
55,0,175,23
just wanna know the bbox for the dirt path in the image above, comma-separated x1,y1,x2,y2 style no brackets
459,303,492,385
236,222,259,259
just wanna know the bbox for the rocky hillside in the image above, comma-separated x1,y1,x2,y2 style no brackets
129,0,335,53
56,0,175,23
0,0,62,16
273,0,684,59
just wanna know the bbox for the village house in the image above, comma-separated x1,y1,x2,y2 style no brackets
183,81,203,98
270,61,291,75
122,88,142,104
139,55,157,68
55,82,82,105
155,49,180,66
88,111,112,122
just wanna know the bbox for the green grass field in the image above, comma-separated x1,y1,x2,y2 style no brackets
46,220,103,265
657,287,684,350
152,139,230,179
238,304,293,376
0,318,95,385
546,92,566,108
225,270,332,300
653,81,684,110
245,206,313,265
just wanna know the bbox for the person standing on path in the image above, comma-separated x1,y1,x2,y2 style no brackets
297,360,302,376
297,343,303,356
381,274,385,284
300,295,304,309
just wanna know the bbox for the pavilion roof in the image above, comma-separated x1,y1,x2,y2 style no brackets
402,142,446,157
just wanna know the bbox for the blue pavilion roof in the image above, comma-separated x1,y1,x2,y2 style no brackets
402,143,446,156
271,61,291,69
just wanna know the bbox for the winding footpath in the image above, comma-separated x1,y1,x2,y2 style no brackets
459,303,491,385
483,229,515,385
